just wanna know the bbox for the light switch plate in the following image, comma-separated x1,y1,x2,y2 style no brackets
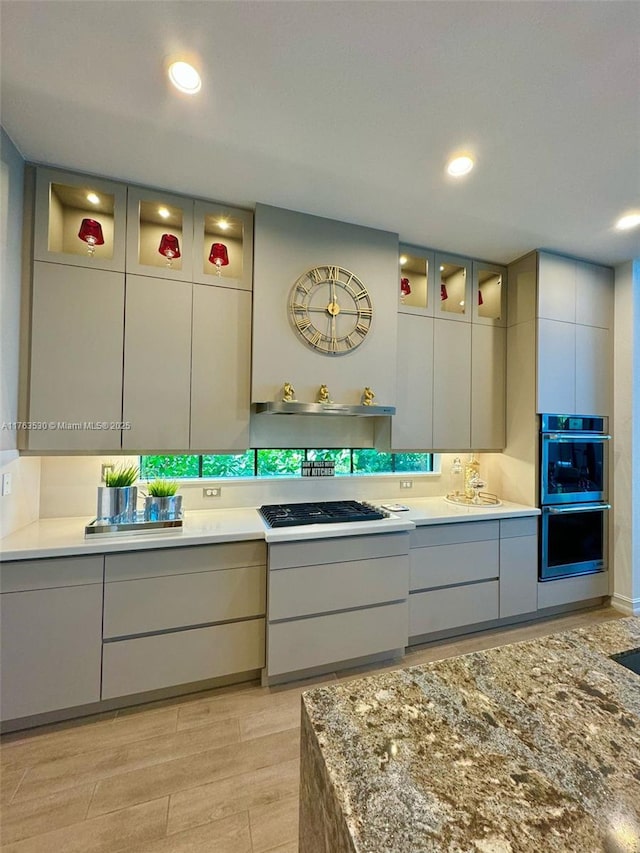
101,463,115,483
1,473,12,496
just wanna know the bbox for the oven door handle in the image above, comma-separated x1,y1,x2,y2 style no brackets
547,503,611,514
542,434,611,441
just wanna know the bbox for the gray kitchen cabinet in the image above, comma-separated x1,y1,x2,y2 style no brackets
410,581,499,637
408,517,539,643
471,324,506,449
408,521,500,641
122,274,193,450
537,253,576,323
0,556,103,721
24,262,125,451
536,252,613,416
499,517,538,618
575,261,614,328
32,167,127,272
398,245,435,316
432,318,471,449
434,254,472,322
102,619,265,699
126,186,194,282
190,284,252,451
472,262,507,327
389,313,434,450
537,318,576,414
537,571,609,610
193,201,254,291
265,533,410,682
267,604,407,679
575,324,611,416
102,542,266,699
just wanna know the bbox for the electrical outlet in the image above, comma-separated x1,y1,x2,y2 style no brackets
1,473,12,496
399,479,413,489
101,463,115,483
203,487,222,498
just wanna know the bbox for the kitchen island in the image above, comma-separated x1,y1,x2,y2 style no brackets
300,617,640,852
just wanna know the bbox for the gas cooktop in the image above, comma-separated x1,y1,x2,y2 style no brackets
258,500,386,528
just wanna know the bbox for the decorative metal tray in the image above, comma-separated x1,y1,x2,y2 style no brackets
444,492,502,507
84,512,183,538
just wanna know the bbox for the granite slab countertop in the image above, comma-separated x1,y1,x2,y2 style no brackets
301,617,640,853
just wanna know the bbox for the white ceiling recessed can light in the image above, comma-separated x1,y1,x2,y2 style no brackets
168,60,202,95
217,218,230,231
447,155,474,177
399,255,408,266
615,212,640,231
158,206,170,219
86,192,100,205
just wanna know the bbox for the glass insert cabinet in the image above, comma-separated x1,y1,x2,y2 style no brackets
33,168,127,272
33,167,253,290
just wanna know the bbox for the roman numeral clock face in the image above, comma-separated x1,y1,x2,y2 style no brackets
288,265,373,355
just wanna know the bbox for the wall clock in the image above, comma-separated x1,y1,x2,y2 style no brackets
288,265,373,355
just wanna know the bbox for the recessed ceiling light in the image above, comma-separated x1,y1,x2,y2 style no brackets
168,60,202,95
217,219,231,231
86,192,100,205
399,255,408,266
615,212,640,231
158,207,170,219
447,155,474,177
439,265,444,271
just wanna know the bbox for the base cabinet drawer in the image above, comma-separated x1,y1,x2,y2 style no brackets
102,618,265,699
104,565,266,638
410,540,498,591
269,533,408,570
269,556,408,620
267,602,408,677
409,581,499,638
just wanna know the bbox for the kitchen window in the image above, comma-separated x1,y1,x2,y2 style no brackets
140,450,435,480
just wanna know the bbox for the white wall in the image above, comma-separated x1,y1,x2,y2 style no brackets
0,127,41,536
612,259,640,614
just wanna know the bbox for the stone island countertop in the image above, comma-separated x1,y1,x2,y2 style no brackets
300,617,640,853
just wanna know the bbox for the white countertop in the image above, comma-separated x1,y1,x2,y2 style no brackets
0,498,539,561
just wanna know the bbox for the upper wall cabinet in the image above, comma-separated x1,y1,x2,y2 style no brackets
434,254,472,322
472,262,507,327
193,202,253,291
33,168,127,272
398,246,435,316
536,251,613,415
126,187,194,281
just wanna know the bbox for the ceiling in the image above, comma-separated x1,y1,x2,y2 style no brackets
1,1,639,266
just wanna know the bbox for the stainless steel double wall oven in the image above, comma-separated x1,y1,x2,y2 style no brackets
539,414,611,581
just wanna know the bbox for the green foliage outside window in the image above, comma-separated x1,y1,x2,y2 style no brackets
140,449,434,480
202,450,255,478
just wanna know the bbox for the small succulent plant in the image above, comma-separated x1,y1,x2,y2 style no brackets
104,464,139,488
146,479,179,497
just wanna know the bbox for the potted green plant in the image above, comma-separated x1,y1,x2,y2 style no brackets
144,479,182,521
96,464,139,523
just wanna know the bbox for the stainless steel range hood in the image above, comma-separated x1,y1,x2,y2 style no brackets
254,401,395,416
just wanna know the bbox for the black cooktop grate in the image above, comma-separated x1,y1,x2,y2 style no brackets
258,500,385,528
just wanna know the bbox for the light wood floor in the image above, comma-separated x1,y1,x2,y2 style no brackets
0,605,623,853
